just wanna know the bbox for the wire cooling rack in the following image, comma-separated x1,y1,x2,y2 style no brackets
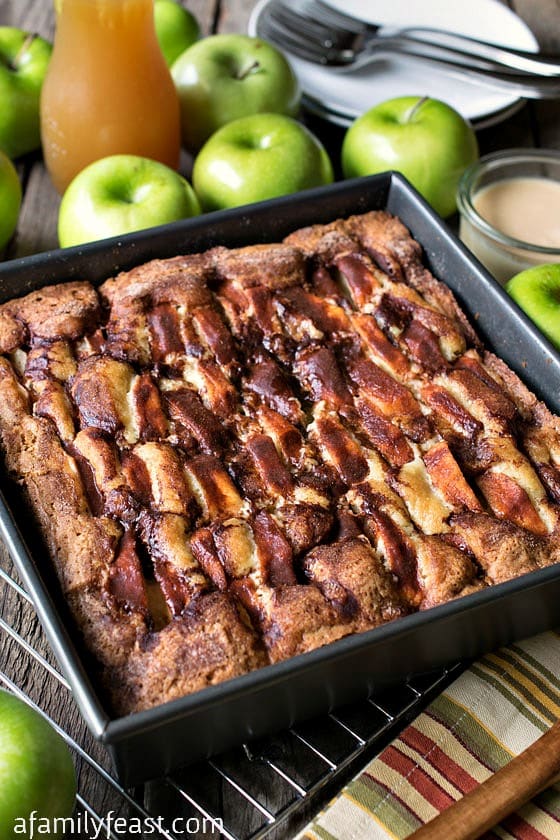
0,551,463,840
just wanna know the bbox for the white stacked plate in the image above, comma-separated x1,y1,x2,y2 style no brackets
249,0,539,128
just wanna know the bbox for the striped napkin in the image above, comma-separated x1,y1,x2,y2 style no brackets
297,632,560,840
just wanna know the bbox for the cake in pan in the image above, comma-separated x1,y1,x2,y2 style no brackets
0,210,559,716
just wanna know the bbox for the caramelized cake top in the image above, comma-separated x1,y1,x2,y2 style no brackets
0,210,559,714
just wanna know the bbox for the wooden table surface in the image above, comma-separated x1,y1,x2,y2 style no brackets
1,1,560,838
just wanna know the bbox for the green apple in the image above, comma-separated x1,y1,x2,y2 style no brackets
0,149,21,251
0,27,52,159
58,154,201,248
341,95,479,218
172,34,301,152
0,688,76,838
506,263,560,350
154,0,200,68
192,112,333,211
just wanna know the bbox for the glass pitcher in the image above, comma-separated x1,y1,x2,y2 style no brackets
41,0,181,193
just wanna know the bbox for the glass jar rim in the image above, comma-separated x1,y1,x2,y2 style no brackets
457,148,560,255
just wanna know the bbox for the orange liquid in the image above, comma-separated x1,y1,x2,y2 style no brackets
41,0,181,193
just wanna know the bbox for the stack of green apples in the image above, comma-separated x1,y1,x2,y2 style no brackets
0,26,52,249
58,0,335,247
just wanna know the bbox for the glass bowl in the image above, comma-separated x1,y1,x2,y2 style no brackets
457,148,560,285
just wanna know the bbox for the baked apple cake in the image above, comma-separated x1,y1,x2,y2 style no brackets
0,210,559,715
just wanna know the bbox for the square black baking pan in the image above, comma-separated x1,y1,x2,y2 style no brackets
1,172,560,787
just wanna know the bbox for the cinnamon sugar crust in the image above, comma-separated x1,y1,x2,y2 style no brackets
0,210,560,715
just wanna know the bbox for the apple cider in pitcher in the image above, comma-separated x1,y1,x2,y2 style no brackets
41,0,181,193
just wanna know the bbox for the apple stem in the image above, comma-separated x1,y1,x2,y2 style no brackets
405,95,430,123
236,60,261,81
10,32,37,70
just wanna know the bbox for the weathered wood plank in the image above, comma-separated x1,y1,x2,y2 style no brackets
216,0,255,34
184,0,217,37
0,0,55,38
8,159,60,258
509,1,560,152
510,0,560,53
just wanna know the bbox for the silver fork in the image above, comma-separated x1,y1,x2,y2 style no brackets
257,0,560,99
